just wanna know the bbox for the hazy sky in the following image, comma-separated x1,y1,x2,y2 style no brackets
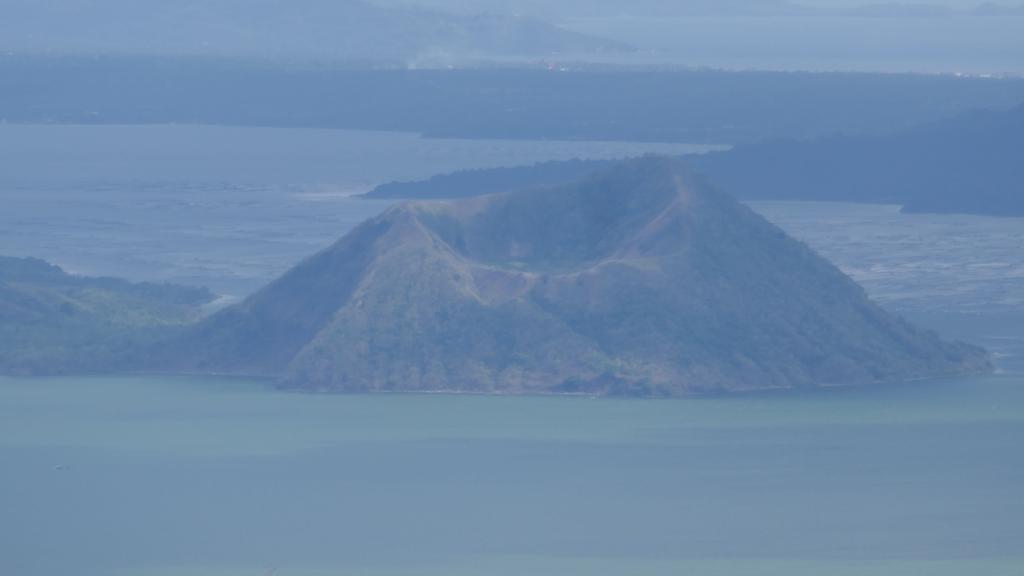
2,0,1021,73
377,0,1016,14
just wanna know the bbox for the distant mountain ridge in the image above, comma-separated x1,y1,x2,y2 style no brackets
692,102,1024,216
364,159,616,200
375,0,1024,19
165,157,988,395
0,0,629,65
5,58,1024,144
369,103,1024,217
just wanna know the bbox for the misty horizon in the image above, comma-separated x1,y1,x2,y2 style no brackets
1,0,1022,74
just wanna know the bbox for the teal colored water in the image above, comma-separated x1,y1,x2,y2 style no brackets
2,373,1022,575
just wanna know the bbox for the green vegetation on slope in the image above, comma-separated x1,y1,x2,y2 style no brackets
0,256,214,375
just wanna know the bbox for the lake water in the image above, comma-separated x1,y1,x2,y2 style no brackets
748,201,1024,375
0,124,720,296
2,125,1023,575
2,372,1023,576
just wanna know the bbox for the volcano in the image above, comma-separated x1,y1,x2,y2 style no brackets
171,157,989,395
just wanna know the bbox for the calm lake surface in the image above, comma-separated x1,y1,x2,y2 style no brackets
2,372,1023,576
